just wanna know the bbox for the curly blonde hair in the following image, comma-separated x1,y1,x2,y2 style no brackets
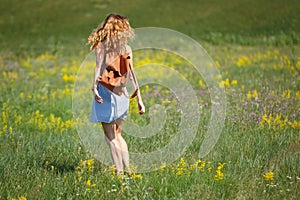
87,13,135,52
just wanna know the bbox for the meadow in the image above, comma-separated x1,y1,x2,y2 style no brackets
1,0,300,199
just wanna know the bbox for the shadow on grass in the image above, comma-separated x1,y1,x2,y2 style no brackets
42,160,76,174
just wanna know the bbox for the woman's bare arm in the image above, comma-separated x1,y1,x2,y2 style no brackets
127,46,145,114
93,46,104,104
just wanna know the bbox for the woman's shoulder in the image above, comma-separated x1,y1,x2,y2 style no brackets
100,45,131,56
125,45,132,54
95,43,105,54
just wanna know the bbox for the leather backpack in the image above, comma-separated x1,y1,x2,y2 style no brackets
97,53,138,98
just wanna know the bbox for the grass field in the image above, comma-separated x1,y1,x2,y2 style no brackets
1,0,300,199
1,0,300,55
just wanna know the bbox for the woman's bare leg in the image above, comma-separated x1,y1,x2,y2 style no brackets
102,119,131,175
115,119,131,174
102,122,123,174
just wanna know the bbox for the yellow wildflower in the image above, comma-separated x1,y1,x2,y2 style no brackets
252,90,258,98
263,172,274,181
8,71,19,79
132,174,143,179
259,113,291,130
19,92,25,98
190,162,198,170
224,78,230,87
86,179,91,186
86,180,96,187
2,71,7,78
176,157,189,175
62,87,71,96
236,56,251,67
198,160,206,171
165,89,170,95
214,163,225,180
219,81,224,88
231,80,237,85
219,78,230,88
247,90,258,99
86,159,94,172
110,165,116,179
36,52,56,61
160,162,167,171
281,89,290,99
288,121,300,129
295,91,300,101
215,74,222,80
246,91,252,99
62,74,74,82
198,80,204,87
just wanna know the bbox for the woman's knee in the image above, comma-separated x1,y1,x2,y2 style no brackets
102,123,115,141
115,119,123,134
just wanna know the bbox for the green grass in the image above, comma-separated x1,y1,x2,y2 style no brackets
1,0,300,199
1,45,300,199
0,0,300,56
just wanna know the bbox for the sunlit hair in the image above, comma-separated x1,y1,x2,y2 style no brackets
87,13,135,52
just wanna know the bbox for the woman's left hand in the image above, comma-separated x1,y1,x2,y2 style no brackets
138,100,145,115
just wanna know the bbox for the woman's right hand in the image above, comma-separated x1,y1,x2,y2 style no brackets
137,100,145,115
94,88,103,104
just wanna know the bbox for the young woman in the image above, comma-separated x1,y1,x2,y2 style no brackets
87,13,145,175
